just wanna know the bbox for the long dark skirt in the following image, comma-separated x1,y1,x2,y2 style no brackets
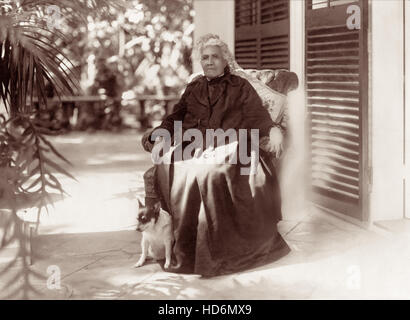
155,142,290,276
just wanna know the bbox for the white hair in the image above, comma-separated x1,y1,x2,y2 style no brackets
193,34,241,71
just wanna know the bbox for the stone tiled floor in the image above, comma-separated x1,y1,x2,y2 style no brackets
2,208,407,300
2,206,409,299
1,131,409,299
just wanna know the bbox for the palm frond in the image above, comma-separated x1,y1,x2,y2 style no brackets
0,0,128,298
1,0,127,116
1,21,76,115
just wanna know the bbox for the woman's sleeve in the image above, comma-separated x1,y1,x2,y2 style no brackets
143,85,191,148
240,81,275,138
156,86,190,136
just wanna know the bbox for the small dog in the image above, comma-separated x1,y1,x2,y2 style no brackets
134,200,174,269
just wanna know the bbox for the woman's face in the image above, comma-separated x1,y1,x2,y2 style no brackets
200,45,227,79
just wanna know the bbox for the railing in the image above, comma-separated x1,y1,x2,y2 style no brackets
31,95,180,130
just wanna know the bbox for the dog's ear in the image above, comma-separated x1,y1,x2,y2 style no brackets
137,198,145,209
152,202,161,222
153,201,161,213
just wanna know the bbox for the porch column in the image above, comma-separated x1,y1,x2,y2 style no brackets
370,0,405,221
405,0,410,219
280,0,306,220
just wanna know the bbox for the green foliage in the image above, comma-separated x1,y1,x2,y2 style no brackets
0,0,193,298
0,113,73,298
0,0,122,210
76,0,194,97
0,0,121,299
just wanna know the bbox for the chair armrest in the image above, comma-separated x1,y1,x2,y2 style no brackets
266,70,299,95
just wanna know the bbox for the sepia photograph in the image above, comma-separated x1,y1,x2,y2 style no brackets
0,0,409,303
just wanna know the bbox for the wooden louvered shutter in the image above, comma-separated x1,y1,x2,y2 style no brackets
306,0,369,220
235,0,290,70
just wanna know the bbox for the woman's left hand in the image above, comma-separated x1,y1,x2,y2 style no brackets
142,129,155,152
267,126,284,158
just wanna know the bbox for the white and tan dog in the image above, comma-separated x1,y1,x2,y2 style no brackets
134,200,174,269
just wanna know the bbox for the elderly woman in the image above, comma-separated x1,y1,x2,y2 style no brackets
141,34,291,276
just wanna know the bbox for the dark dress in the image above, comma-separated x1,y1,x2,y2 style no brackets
144,67,290,276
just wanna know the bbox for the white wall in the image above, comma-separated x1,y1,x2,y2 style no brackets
370,0,405,221
192,0,235,73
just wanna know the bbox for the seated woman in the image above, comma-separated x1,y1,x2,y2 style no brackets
141,34,292,277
